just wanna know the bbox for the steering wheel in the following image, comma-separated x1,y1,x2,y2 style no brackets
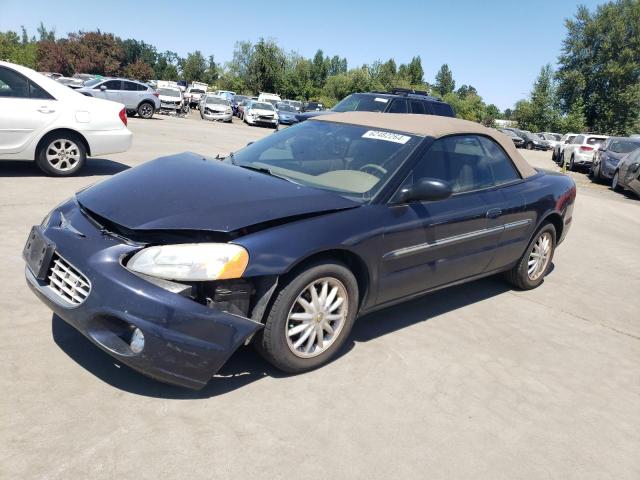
358,164,388,176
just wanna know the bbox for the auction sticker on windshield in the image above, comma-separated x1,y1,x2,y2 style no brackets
362,130,412,144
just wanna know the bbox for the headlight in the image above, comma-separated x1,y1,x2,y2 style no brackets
127,243,249,281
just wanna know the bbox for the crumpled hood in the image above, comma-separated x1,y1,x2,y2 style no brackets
76,153,359,233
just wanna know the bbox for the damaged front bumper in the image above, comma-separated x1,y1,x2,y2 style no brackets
24,200,262,390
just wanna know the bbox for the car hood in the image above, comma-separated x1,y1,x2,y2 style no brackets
204,104,228,111
76,153,359,234
249,108,275,116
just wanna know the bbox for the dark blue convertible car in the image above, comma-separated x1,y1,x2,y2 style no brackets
24,112,576,389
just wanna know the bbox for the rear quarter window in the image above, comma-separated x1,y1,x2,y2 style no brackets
430,102,455,117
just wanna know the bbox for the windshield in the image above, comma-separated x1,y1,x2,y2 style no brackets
206,96,229,105
251,102,274,110
228,121,421,201
83,78,102,88
332,93,389,113
610,139,640,154
191,89,205,94
158,88,181,97
277,103,296,112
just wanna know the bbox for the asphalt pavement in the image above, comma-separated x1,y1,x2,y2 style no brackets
1,115,638,479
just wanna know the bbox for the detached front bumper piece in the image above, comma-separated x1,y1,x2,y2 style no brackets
24,200,262,389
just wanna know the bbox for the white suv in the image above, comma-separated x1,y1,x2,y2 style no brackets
561,134,608,171
0,61,132,176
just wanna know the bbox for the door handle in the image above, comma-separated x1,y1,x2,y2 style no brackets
37,107,55,114
486,208,502,219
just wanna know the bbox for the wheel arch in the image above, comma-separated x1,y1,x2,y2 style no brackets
35,128,91,158
282,248,371,311
539,211,564,241
137,98,155,110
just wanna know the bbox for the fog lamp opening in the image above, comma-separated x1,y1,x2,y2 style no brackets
130,327,145,354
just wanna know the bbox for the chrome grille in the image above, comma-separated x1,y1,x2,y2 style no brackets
47,254,90,305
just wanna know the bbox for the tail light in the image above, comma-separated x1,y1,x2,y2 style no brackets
580,145,594,152
119,108,127,126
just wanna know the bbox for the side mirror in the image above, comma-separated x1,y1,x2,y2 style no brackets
397,178,453,203
100,85,107,91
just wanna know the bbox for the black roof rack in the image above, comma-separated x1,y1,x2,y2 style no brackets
389,87,430,96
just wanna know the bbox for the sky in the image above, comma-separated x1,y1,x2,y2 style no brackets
0,0,605,110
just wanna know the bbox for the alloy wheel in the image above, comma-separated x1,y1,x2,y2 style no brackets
139,103,153,118
46,139,80,172
527,232,552,281
285,277,348,358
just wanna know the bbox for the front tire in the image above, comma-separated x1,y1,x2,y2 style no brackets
35,133,86,176
526,142,533,150
255,262,359,373
612,170,622,192
504,223,556,290
137,102,155,119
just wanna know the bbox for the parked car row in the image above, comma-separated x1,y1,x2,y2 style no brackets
546,130,640,197
590,136,640,197
500,127,552,151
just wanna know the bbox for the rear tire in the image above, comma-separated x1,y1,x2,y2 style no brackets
137,102,155,119
504,223,556,290
35,132,86,176
526,142,533,150
569,155,575,171
255,262,359,373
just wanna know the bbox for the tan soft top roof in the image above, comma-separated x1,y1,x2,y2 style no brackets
312,112,537,178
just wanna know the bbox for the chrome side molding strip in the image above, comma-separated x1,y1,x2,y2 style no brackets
383,219,532,260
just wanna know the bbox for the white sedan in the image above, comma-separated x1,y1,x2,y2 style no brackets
0,61,132,176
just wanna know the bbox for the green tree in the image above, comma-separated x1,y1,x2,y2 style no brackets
406,56,424,85
37,22,55,42
457,84,477,98
435,64,455,97
444,91,485,122
528,64,561,131
0,30,37,68
513,99,536,131
182,50,207,82
201,55,218,85
311,49,328,88
559,97,587,133
556,0,640,134
247,38,286,93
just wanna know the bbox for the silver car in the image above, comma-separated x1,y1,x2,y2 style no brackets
77,78,161,119
199,95,233,122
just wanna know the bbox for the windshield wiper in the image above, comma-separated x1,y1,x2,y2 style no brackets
237,163,299,185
